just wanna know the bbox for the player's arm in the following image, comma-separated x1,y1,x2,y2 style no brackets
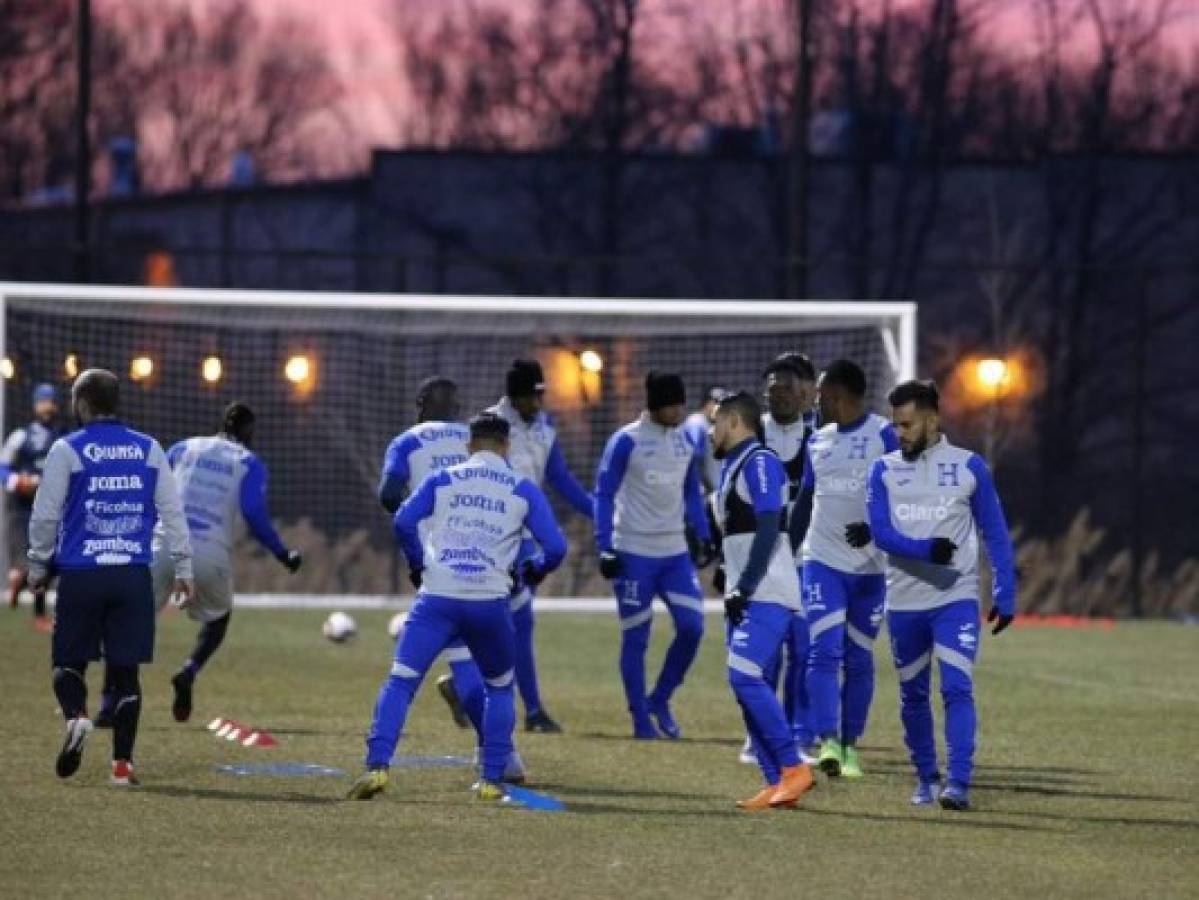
26,439,72,585
517,480,568,578
789,442,815,552
967,454,1018,629
593,431,633,555
545,437,594,520
377,433,418,514
683,454,712,543
150,440,194,584
240,455,300,571
865,459,938,561
734,451,787,597
3,428,37,497
166,440,187,469
393,470,447,575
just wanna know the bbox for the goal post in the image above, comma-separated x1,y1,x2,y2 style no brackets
0,282,916,599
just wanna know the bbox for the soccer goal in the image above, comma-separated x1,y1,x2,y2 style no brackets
0,283,916,601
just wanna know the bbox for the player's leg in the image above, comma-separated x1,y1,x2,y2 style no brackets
512,586,557,732
803,560,850,775
887,607,940,804
50,569,104,778
783,606,814,753
931,600,981,810
441,641,485,731
457,598,517,797
356,595,455,790
727,602,813,810
613,552,659,738
167,557,233,723
100,566,156,785
647,553,705,739
839,574,886,778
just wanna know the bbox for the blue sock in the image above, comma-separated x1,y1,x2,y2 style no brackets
449,655,486,735
620,620,651,719
365,673,417,769
650,606,703,706
481,679,516,783
511,596,542,716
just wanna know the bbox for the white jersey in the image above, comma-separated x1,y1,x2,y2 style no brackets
801,413,897,576
488,397,555,486
762,411,814,562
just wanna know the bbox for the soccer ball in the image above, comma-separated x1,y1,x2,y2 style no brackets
322,611,357,643
387,612,407,640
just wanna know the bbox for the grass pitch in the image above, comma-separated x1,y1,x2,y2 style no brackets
0,606,1196,899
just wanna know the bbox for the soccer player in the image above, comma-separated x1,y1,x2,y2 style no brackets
682,385,729,494
595,372,716,739
742,351,818,764
710,391,814,810
488,359,593,733
866,379,1016,810
377,377,524,782
347,412,566,802
3,383,64,628
146,402,302,723
27,369,193,786
799,359,898,778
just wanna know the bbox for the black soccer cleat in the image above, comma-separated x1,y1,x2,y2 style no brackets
56,717,93,778
435,675,470,729
525,710,563,734
171,671,194,723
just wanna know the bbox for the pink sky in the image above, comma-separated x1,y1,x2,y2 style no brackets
257,0,1199,153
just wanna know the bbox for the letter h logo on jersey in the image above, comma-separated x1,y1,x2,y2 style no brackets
848,436,870,460
937,462,960,488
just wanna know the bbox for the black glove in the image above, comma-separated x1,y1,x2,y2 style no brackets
844,522,871,549
408,567,423,590
988,606,1014,636
520,559,548,588
929,537,958,565
277,549,303,573
724,588,748,627
692,539,718,570
712,563,726,595
598,551,622,580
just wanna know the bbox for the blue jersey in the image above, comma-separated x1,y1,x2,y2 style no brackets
395,451,567,600
28,420,192,578
595,414,710,558
866,436,1016,613
378,421,471,513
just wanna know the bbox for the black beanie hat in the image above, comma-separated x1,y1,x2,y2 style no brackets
645,371,686,411
506,359,545,398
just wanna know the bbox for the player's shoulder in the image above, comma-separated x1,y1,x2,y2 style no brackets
937,437,977,465
866,413,893,434
874,447,906,470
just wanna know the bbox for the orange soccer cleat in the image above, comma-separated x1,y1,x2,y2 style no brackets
736,786,783,812
769,764,815,808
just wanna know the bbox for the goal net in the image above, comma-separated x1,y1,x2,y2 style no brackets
0,284,916,600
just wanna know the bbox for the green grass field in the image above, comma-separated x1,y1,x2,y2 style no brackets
1,607,1196,899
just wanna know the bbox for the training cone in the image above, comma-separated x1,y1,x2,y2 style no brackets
242,730,279,748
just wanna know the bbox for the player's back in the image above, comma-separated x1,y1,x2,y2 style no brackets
418,452,537,600
390,421,470,491
169,435,254,561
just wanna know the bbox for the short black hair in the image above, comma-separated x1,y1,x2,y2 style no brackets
72,368,119,415
764,351,816,382
888,379,940,411
416,376,457,405
469,411,511,442
821,359,867,397
715,390,762,432
506,359,545,398
221,401,255,441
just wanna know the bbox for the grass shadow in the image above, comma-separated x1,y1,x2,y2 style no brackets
535,782,728,802
801,806,1056,833
973,783,1187,803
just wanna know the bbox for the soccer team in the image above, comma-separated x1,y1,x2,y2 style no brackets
19,348,1016,812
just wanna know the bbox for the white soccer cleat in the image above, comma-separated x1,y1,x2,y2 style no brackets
739,736,757,766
